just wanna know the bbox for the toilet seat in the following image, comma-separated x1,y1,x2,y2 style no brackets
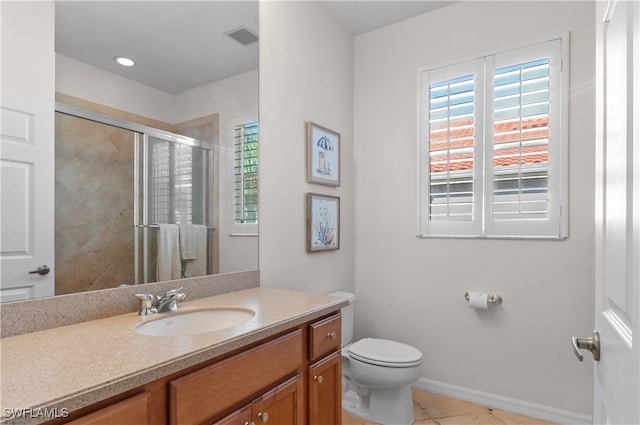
347,338,422,368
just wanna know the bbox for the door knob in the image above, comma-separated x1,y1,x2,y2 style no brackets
28,265,50,275
572,330,600,361
257,412,269,423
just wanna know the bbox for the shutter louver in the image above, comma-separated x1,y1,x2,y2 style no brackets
492,58,550,221
149,137,196,225
234,121,259,224
150,141,170,225
428,74,476,222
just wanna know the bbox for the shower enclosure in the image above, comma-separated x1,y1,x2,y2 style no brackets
54,105,213,295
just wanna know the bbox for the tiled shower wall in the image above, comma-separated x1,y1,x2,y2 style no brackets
54,112,136,295
54,94,220,295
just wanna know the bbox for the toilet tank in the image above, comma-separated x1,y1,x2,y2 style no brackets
328,291,355,347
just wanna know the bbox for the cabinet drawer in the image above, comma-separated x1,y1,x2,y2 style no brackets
170,330,303,425
308,314,341,362
65,392,150,425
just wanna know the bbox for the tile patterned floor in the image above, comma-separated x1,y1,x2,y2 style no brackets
342,388,557,425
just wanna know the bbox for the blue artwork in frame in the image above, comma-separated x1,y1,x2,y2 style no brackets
306,122,340,186
306,193,340,252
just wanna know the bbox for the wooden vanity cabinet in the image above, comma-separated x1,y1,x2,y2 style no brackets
169,330,303,425
212,405,251,425
51,312,342,425
308,313,342,425
308,313,341,360
45,379,168,425
251,374,304,425
64,392,152,425
308,352,341,425
214,374,304,425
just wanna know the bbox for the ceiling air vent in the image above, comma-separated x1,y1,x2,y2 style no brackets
225,26,259,46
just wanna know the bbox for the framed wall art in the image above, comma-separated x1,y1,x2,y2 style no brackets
306,193,340,252
306,122,340,186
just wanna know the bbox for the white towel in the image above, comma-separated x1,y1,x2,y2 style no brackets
184,225,208,278
156,224,181,281
179,223,198,260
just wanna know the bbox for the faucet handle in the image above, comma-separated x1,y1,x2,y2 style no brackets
134,293,154,301
165,287,184,296
134,293,157,315
165,287,186,302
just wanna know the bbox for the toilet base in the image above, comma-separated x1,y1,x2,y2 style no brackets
342,384,415,425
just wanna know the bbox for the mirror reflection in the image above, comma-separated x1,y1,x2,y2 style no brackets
52,1,259,296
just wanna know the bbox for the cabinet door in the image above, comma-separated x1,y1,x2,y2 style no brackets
170,330,302,425
251,374,304,425
308,352,341,425
65,392,151,425
212,405,252,425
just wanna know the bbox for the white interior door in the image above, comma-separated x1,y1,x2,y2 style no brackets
592,0,640,423
0,90,55,302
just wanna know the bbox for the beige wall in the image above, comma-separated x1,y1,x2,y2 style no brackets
56,55,175,123
258,1,355,294
260,0,595,417
1,1,55,100
353,1,595,415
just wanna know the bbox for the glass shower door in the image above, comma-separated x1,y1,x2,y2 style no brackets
136,135,211,284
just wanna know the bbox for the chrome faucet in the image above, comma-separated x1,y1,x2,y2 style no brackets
134,287,186,315
134,293,157,315
155,287,186,313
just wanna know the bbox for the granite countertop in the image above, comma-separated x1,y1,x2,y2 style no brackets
0,287,346,425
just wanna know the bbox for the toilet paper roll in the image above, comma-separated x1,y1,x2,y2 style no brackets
468,291,489,310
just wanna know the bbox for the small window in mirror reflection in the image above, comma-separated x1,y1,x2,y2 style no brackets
231,112,259,235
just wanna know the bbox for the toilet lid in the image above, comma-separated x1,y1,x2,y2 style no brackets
347,338,422,367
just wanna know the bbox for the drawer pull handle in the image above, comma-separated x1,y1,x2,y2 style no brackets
314,375,324,384
326,332,336,339
257,412,269,423
243,422,256,425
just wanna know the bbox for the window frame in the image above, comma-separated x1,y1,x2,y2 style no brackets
417,35,569,239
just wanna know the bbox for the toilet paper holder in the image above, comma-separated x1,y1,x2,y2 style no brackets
464,291,503,305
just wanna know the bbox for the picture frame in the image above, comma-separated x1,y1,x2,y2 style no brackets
306,122,341,186
306,193,340,252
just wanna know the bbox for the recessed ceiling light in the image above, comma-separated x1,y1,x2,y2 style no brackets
114,56,136,67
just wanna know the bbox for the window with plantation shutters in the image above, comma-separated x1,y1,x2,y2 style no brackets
231,112,259,235
149,137,203,225
419,38,568,238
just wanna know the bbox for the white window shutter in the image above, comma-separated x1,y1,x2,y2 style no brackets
230,111,259,235
419,37,568,239
420,58,484,237
486,38,567,238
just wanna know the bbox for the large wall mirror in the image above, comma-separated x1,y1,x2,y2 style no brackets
52,1,259,296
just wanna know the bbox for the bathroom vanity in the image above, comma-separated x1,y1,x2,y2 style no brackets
0,288,345,425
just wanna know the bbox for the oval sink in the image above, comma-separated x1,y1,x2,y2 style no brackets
135,308,255,337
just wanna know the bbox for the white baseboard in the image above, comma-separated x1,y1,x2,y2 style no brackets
413,378,592,425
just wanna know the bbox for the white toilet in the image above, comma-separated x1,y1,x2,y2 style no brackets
330,291,422,425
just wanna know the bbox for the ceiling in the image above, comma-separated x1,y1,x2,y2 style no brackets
55,1,454,95
325,1,455,35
